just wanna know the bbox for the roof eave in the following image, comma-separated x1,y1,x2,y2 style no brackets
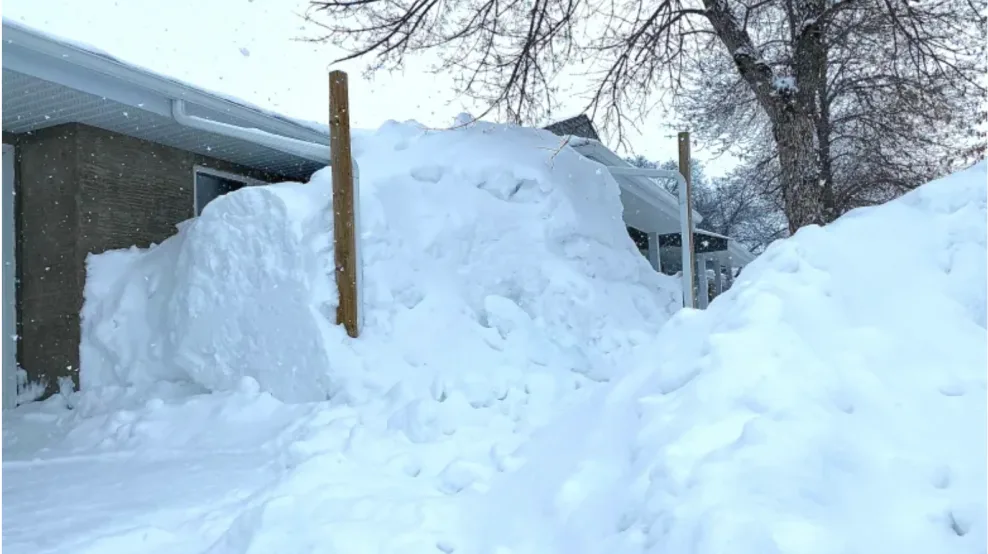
1,18,329,145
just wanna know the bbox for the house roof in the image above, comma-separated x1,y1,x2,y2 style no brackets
1,18,327,179
543,114,601,142
543,116,703,232
3,19,755,266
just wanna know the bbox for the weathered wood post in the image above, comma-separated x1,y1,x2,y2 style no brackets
329,70,359,338
678,131,698,308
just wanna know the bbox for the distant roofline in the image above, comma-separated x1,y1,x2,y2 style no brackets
543,114,600,142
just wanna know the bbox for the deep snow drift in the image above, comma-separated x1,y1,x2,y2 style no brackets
81,120,681,403
7,119,682,554
470,161,988,554
3,132,985,553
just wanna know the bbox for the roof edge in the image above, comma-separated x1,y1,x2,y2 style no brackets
1,18,330,144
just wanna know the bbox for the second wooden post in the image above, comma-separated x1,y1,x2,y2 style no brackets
329,70,359,337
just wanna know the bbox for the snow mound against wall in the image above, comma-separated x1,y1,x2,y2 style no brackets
468,162,988,554
81,119,681,403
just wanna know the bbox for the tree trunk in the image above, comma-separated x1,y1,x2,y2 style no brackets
775,107,824,234
704,0,828,235
781,0,827,233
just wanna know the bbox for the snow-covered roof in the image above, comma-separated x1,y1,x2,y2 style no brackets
2,18,327,179
569,137,755,267
566,136,703,231
543,114,601,142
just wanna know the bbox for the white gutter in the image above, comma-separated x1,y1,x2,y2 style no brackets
170,100,361,197
604,165,696,309
171,100,330,163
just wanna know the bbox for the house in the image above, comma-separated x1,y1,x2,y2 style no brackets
1,20,752,407
540,115,754,286
2,20,329,405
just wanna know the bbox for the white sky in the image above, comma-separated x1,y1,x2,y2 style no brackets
3,0,739,176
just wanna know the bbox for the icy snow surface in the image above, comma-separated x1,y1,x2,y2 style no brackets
3,133,986,553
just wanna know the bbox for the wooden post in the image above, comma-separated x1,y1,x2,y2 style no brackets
678,132,697,308
329,70,359,338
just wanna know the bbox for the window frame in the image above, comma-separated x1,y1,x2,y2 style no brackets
192,165,266,216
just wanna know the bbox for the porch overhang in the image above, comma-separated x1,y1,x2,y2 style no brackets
660,227,756,269
568,138,705,234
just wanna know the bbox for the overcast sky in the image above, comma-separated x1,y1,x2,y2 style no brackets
5,0,739,176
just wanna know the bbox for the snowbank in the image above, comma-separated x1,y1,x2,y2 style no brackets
11,148,985,554
81,119,681,403
70,118,987,554
469,162,988,554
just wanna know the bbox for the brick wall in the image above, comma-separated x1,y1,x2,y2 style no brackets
12,123,288,394
15,124,81,394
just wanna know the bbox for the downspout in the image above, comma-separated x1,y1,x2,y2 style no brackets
604,165,697,310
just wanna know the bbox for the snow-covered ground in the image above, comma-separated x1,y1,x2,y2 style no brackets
470,161,988,554
2,121,985,554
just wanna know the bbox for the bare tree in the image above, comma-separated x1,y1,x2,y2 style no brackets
681,0,986,222
305,0,985,233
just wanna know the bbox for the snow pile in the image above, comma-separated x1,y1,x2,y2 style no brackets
470,162,988,554
22,119,682,554
9,154,986,554
81,119,681,403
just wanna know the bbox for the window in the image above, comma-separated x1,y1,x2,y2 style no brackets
627,226,649,257
193,166,262,216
